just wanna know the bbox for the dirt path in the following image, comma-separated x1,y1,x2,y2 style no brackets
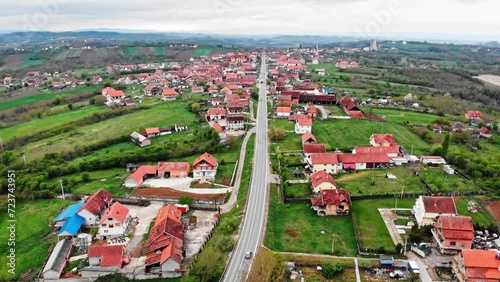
476,74,500,87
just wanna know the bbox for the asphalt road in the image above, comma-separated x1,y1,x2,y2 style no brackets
221,55,269,282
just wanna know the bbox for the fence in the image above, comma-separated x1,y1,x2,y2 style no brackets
126,194,225,210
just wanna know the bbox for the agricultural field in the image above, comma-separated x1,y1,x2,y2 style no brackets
0,198,76,281
351,198,415,250
417,166,478,193
125,47,138,55
0,86,99,111
336,166,426,196
192,46,214,57
361,107,439,124
265,186,357,256
313,119,431,155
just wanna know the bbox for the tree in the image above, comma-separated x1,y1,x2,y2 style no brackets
2,151,17,165
441,134,450,157
268,127,286,141
178,196,193,205
68,103,73,110
322,262,344,279
246,249,286,282
189,249,224,282
190,102,201,112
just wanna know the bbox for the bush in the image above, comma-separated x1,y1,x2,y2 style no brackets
213,235,234,252
178,196,193,205
322,262,344,279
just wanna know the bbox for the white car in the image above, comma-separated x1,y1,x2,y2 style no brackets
245,251,252,259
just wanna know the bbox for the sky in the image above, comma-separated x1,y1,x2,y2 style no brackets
2,0,500,40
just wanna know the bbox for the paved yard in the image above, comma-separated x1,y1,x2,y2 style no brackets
142,177,230,194
184,210,219,259
125,201,164,257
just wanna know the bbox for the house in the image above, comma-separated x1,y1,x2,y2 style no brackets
306,105,318,119
101,87,125,103
85,245,129,276
310,170,338,193
145,128,161,138
413,196,457,226
41,238,73,279
3,77,12,85
77,189,113,227
453,249,500,282
98,202,132,239
370,134,398,147
432,123,443,133
92,76,103,84
464,110,482,120
307,153,341,174
57,213,85,237
301,132,317,144
192,152,218,182
144,84,161,96
352,146,400,158
432,215,474,254
338,153,390,170
130,131,151,147
226,115,245,131
303,143,327,157
276,106,292,117
157,162,190,178
310,189,351,216
162,88,179,101
420,156,447,166
315,69,326,76
452,122,466,133
191,86,204,93
124,165,157,188
479,127,493,138
53,202,84,227
339,96,364,118
295,118,312,134
145,205,184,275
206,107,226,121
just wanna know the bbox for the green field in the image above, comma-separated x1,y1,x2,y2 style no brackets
0,105,106,142
0,199,76,281
313,119,431,155
455,196,496,227
20,101,198,160
0,86,99,111
19,51,47,67
361,107,439,124
351,198,415,250
152,46,165,56
418,167,478,193
126,47,138,55
286,183,312,198
336,167,426,196
265,186,357,256
192,47,214,57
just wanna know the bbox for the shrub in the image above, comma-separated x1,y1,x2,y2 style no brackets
322,262,344,279
178,196,193,205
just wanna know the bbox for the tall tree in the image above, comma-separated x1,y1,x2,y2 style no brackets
441,134,450,157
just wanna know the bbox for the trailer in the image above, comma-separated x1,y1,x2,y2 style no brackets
407,260,420,278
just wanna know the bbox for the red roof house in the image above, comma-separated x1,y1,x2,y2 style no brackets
88,245,128,268
370,134,398,147
301,132,317,144
453,249,500,282
77,189,113,227
433,215,474,254
310,189,351,216
193,152,218,181
310,170,338,193
303,143,327,155
413,196,457,226
338,153,390,170
125,165,157,188
307,153,341,174
157,162,190,178
464,110,482,120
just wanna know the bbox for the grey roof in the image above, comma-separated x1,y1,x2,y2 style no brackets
43,238,73,275
130,131,147,142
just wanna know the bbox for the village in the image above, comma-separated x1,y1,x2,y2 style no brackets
1,45,500,282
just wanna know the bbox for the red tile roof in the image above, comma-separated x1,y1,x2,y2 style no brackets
479,127,492,134
163,88,178,96
310,170,337,188
99,202,129,224
422,196,457,214
307,105,318,114
155,204,182,225
193,152,218,167
461,249,500,280
310,153,338,165
289,114,309,121
437,215,474,240
126,165,157,187
157,162,190,172
212,123,224,133
88,245,125,267
371,134,398,147
303,143,326,154
80,189,113,216
207,107,226,116
160,236,183,264
338,153,390,163
297,118,312,126
310,189,351,206
301,132,317,144
145,127,160,135
465,110,482,118
277,106,291,113
354,146,399,154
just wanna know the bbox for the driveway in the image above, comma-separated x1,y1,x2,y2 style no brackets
315,105,330,118
142,177,230,195
125,201,164,257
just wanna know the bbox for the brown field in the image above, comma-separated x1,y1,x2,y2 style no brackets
486,200,500,221
131,187,225,200
476,74,500,87
0,54,25,69
176,49,196,60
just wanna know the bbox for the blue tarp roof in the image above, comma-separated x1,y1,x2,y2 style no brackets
53,202,84,222
57,214,84,236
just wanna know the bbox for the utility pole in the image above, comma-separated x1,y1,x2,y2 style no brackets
59,179,65,199
0,138,3,151
22,154,26,166
331,233,335,254
404,236,409,256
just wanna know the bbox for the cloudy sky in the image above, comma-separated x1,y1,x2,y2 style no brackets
2,0,500,40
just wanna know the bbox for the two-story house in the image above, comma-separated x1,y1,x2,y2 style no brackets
295,118,312,134
77,189,113,227
310,170,338,193
307,153,342,175
453,249,500,282
310,189,351,216
98,202,132,239
413,196,457,226
432,215,474,254
192,152,218,182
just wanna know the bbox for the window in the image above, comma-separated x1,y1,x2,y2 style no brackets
104,230,108,233
108,218,112,221
101,224,106,227
116,223,121,226
450,241,456,246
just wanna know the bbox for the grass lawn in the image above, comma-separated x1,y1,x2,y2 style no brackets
0,86,99,111
0,105,106,142
269,118,295,131
0,198,76,281
313,119,431,155
361,107,439,124
265,185,357,256
326,105,348,116
418,167,477,193
273,132,302,152
351,198,415,250
20,101,199,160
286,183,312,198
192,46,214,57
455,196,496,227
335,167,426,196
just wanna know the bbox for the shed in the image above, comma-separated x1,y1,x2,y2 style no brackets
379,255,394,265
58,214,85,237
53,202,84,227
42,238,73,279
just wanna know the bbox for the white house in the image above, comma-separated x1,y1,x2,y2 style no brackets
413,196,457,226
192,152,218,182
295,118,312,134
98,202,132,239
77,189,113,227
276,106,291,118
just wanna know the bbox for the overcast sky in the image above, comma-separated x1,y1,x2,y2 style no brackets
2,0,500,40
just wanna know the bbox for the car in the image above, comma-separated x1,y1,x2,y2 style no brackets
244,251,252,259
